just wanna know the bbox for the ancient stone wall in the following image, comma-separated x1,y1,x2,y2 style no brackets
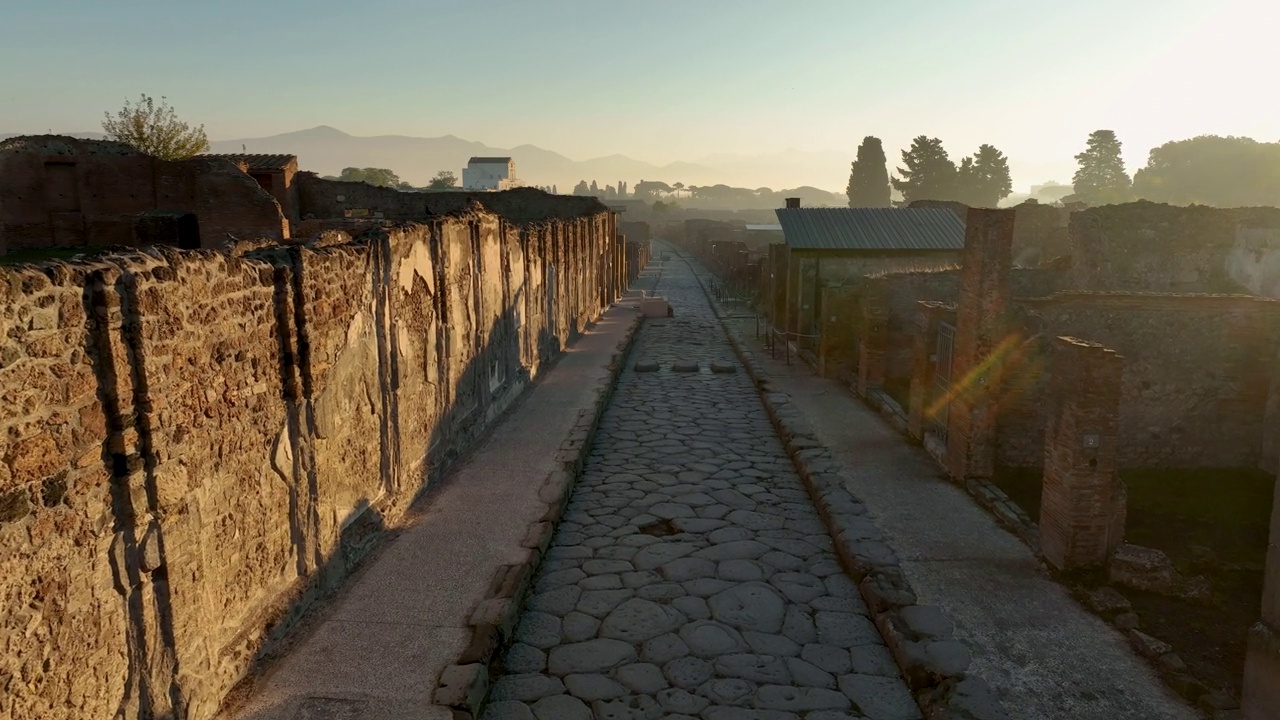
0,207,619,720
1067,202,1280,293
0,136,287,253
1003,293,1280,469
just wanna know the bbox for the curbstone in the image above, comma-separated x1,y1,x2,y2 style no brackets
685,252,1007,719
435,663,489,712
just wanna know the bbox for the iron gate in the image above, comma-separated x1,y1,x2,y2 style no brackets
930,321,955,443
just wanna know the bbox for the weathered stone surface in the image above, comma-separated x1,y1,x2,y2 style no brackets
564,672,628,700
600,598,687,643
840,673,923,720
530,693,592,720
489,674,566,703
680,620,750,657
1110,544,1178,593
708,582,787,633
756,684,851,711
547,639,637,675
480,700,536,720
714,654,792,684
504,643,548,674
664,656,715,688
614,662,668,694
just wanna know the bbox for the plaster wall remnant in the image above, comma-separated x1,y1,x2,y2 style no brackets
0,196,625,720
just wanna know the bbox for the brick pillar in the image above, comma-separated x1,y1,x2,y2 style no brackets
1039,336,1126,570
1245,478,1280,720
946,208,1015,481
857,279,888,397
769,244,788,328
908,301,946,441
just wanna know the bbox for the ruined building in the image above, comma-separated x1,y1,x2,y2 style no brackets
0,136,290,254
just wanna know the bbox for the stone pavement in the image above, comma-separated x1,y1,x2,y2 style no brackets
481,260,919,719
719,309,1200,719
221,294,645,720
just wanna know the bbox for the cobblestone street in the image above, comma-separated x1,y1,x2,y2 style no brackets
482,260,918,720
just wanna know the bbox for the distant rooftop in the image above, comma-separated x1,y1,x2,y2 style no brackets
468,156,512,164
201,153,296,170
746,224,783,232
775,207,964,251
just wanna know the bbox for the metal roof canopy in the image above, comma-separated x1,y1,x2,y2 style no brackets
775,207,964,251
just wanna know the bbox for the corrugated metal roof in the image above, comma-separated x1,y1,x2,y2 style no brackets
201,153,296,170
468,156,512,164
774,207,965,251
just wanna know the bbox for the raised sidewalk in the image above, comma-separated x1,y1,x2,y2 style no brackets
221,291,646,720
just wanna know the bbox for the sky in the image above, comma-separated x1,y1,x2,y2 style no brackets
2,0,1277,192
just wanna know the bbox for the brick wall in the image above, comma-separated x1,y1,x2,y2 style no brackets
0,207,621,720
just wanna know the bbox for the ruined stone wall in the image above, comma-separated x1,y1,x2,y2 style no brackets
0,208,618,720
1000,293,1280,469
1067,202,1280,293
0,136,286,253
811,251,961,288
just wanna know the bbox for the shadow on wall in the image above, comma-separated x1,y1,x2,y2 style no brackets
14,209,612,720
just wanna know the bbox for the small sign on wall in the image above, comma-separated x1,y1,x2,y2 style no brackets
1082,434,1101,449
344,208,369,218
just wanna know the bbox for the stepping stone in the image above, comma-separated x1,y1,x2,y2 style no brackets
710,361,737,373
634,361,660,373
672,361,700,373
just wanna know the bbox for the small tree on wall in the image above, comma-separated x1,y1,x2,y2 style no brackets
102,94,209,161
427,170,458,189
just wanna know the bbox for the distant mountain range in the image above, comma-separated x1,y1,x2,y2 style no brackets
2,126,851,192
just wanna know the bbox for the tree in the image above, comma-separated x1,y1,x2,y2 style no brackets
846,136,892,207
954,144,1013,207
338,167,403,188
633,180,672,200
891,136,957,203
102,94,209,160
1072,130,1132,205
572,180,590,195
427,170,458,190
1133,135,1280,207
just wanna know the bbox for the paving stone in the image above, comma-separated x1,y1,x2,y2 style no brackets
839,673,923,720
632,542,699,570
701,708,799,720
693,540,770,561
640,633,691,664
708,582,787,633
683,578,735,597
613,663,669,694
538,567,588,590
561,611,601,643
658,557,717,582
580,574,624,590
547,639,637,675
755,685,851,712
815,611,880,647
782,607,817,645
600,597,687,643
802,644,853,675
679,620,749,657
784,656,837,688
527,585,582,616
620,570,662,588
514,612,563,650
489,674,566,702
663,656,714,688
849,643,899,677
564,673,628,700
770,573,826,604
698,677,757,706
637,582,686,601
714,654,792,684
671,595,711,620
577,589,635,618
590,695,663,720
742,631,801,657
480,700,535,720
708,526,754,544
530,694,591,720
656,687,711,715
504,643,547,674
718,559,767,582
583,559,635,575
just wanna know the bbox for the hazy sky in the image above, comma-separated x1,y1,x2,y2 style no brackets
2,0,1276,191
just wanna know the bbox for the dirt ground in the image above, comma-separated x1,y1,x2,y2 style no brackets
992,466,1273,696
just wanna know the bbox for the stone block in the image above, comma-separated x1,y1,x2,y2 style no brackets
1110,544,1178,594
435,663,489,711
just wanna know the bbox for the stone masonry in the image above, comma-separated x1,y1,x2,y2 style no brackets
0,199,622,720
482,260,921,719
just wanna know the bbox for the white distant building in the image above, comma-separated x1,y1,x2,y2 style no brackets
463,156,522,191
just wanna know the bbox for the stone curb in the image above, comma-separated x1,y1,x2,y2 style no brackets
432,308,646,720
676,250,1012,720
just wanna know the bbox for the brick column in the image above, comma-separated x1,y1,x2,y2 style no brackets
1245,479,1280,719
1039,336,1126,570
946,208,1015,481
908,301,946,441
857,280,888,397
